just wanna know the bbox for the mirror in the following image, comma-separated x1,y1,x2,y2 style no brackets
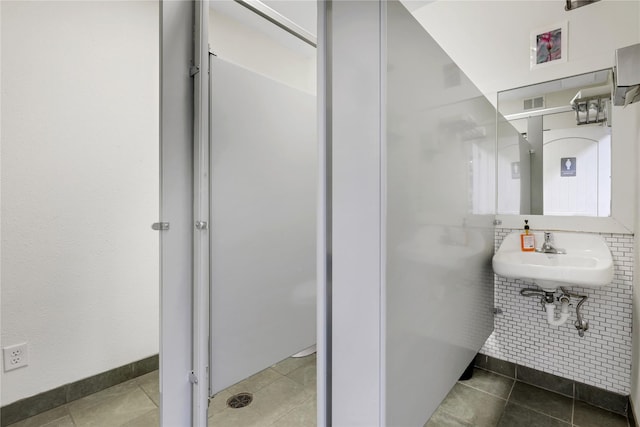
497,69,613,217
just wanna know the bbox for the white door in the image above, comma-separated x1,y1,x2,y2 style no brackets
209,56,317,394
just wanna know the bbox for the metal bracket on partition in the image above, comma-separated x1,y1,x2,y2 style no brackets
189,371,199,384
189,65,200,77
195,221,208,230
493,219,502,226
151,222,170,231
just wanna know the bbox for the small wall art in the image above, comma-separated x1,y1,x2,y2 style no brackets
530,22,568,70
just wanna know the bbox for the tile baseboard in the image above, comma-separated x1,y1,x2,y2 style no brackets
630,400,638,427
475,353,629,417
0,354,158,427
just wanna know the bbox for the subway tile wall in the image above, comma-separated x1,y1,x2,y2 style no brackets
481,229,633,395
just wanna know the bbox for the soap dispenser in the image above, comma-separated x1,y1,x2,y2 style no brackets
520,220,535,252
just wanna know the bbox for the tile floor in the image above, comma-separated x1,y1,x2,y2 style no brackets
426,367,631,427
6,353,316,427
8,357,630,427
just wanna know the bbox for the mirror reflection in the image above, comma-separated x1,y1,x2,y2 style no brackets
497,69,613,216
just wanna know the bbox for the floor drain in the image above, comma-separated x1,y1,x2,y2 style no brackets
226,392,253,409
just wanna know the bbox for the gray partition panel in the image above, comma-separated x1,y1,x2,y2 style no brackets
385,1,496,425
209,57,316,394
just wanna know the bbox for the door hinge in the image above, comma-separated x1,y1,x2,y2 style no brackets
151,222,170,231
195,221,208,230
189,65,200,77
189,371,198,384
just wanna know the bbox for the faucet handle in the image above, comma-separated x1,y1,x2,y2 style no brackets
544,232,552,242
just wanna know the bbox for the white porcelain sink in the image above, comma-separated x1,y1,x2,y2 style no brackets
492,232,614,291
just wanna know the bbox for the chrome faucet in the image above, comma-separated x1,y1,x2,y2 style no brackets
537,232,566,254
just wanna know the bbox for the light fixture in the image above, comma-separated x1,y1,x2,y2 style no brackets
573,96,610,125
570,70,612,125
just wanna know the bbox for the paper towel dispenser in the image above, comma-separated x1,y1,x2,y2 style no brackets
614,43,640,107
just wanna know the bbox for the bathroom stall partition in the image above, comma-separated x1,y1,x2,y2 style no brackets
208,56,317,394
327,1,496,424
385,1,496,424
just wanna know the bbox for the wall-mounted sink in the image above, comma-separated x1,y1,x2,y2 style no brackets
492,232,614,291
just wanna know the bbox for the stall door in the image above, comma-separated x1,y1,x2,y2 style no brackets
209,56,316,394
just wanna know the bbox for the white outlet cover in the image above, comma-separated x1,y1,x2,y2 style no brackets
3,343,28,371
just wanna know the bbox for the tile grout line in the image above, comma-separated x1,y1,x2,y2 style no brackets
474,366,517,382
65,404,79,427
506,400,573,425
571,381,575,426
136,381,159,410
457,381,510,402
505,377,516,402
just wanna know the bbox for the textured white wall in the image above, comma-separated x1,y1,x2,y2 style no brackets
1,1,159,405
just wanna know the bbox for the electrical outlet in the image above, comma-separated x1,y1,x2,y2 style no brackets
3,343,28,371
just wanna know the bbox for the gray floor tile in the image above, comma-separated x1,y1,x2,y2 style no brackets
497,402,570,427
437,383,506,427
120,409,159,427
460,369,514,399
6,406,74,427
573,400,629,427
271,396,317,427
508,381,573,422
66,380,140,415
271,354,315,376
424,406,473,427
225,368,284,396
208,406,264,427
248,376,310,424
39,417,75,427
67,386,156,427
208,390,233,418
286,359,317,391
136,371,160,407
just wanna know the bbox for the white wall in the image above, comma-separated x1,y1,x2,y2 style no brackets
414,0,639,104
1,1,159,405
209,5,316,94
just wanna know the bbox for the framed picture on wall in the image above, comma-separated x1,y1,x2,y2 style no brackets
530,22,568,70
